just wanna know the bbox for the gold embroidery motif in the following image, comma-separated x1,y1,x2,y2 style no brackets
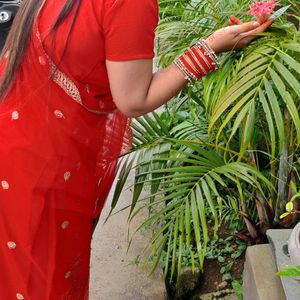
7,241,16,249
49,61,82,105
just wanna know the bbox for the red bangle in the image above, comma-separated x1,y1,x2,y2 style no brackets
173,39,219,82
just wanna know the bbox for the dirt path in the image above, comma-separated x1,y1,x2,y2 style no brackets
89,172,166,300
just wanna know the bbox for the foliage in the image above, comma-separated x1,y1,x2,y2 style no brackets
206,236,248,282
280,180,300,219
277,265,300,277
110,0,300,281
232,279,243,300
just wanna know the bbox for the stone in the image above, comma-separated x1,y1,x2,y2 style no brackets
243,244,286,300
216,281,229,290
174,267,201,299
288,222,300,265
194,289,237,300
267,229,300,300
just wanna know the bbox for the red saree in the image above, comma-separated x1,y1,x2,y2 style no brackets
0,0,158,299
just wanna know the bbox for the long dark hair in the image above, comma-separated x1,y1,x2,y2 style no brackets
0,0,80,100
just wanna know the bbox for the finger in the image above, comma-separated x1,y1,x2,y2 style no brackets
257,15,268,24
234,21,260,33
243,19,273,36
229,16,240,26
230,15,242,25
251,19,273,33
239,19,273,45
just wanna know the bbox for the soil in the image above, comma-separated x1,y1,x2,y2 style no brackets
197,255,245,295
165,226,246,299
195,225,246,296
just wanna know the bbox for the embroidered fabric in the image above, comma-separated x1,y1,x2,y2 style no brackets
36,27,115,115
36,29,84,106
49,60,82,105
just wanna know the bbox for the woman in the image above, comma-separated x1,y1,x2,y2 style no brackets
0,0,271,299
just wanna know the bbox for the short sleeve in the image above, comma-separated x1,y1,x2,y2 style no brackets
102,0,158,61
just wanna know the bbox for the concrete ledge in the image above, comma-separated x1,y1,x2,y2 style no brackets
243,244,286,300
267,229,300,300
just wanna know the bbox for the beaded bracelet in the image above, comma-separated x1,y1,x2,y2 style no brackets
173,39,220,83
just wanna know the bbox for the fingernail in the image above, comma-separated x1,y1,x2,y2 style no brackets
253,21,260,27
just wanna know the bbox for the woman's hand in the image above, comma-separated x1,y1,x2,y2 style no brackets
206,18,272,53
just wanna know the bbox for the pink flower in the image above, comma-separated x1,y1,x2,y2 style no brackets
247,0,277,17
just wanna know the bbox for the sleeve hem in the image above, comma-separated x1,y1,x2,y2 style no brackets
106,53,155,62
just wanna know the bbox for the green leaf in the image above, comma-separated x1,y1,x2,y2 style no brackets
171,212,179,280
191,191,204,270
231,251,243,259
195,185,209,250
201,180,218,236
284,43,300,53
269,68,300,143
152,111,170,135
218,256,225,263
263,76,285,153
177,209,184,278
278,52,300,76
222,273,233,282
163,226,173,279
277,265,300,277
240,101,256,154
148,236,168,276
270,5,291,20
258,88,276,157
280,212,291,219
290,181,297,194
110,156,134,212
209,76,262,133
286,201,294,212
273,60,300,97
232,280,243,295
185,200,191,248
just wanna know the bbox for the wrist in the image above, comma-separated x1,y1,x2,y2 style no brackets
205,36,221,54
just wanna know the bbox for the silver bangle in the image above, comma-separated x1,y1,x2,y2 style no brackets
197,39,220,69
173,58,196,82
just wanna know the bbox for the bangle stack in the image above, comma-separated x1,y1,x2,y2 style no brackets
173,39,220,83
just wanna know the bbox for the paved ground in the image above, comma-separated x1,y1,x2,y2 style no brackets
88,168,238,300
89,172,166,300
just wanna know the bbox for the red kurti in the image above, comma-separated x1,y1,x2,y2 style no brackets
0,0,158,299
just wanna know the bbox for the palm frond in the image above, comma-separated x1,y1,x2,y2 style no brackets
127,139,272,278
205,28,300,156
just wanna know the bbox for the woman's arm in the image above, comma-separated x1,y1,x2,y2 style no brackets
106,60,186,117
106,20,272,117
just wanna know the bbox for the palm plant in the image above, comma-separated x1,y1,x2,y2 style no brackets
110,0,300,280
